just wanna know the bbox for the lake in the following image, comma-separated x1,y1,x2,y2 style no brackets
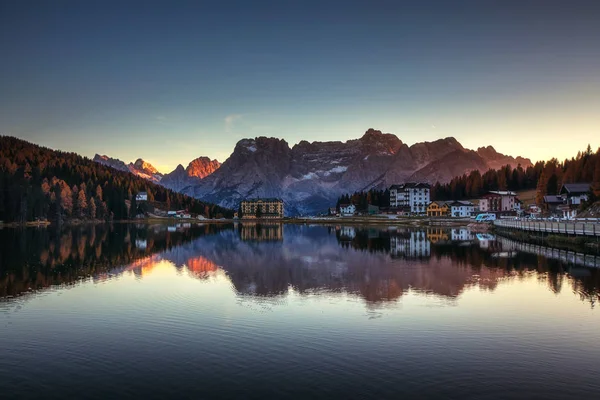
1,223,600,399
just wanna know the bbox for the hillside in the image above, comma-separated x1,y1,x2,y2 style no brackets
0,136,233,224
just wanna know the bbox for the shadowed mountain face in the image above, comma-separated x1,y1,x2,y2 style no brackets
183,129,531,215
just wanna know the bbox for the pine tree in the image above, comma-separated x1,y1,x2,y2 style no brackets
130,195,138,219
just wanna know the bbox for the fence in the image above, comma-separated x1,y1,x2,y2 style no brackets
493,220,600,237
495,236,600,268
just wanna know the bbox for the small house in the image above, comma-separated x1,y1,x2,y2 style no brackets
135,192,148,202
543,195,564,214
560,183,590,206
426,201,450,217
339,204,356,216
448,200,475,217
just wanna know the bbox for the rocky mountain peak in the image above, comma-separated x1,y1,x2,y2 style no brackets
476,145,532,169
133,159,159,175
359,129,403,154
93,154,129,172
186,157,221,179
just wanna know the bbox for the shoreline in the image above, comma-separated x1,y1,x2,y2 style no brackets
1,215,480,229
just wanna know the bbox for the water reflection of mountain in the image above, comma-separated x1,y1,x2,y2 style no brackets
167,225,600,307
1,224,599,308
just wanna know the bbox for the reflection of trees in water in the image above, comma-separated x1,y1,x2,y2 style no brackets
2,224,599,308
0,223,232,297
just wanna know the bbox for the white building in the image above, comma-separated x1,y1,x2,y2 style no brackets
135,192,148,201
479,191,518,212
448,200,475,217
389,183,430,214
339,204,356,216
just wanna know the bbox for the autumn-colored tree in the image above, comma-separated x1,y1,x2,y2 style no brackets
88,197,96,219
60,183,73,216
77,189,88,218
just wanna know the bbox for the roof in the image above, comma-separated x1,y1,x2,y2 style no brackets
339,203,354,208
241,198,283,203
543,195,564,204
137,191,148,196
448,200,474,206
428,201,449,207
389,182,431,190
560,183,590,195
483,191,517,197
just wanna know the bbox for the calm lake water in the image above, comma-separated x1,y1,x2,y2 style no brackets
1,223,600,399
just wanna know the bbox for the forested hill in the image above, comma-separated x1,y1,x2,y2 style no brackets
335,144,600,211
0,136,233,224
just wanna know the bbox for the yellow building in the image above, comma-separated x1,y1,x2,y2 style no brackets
426,228,449,243
240,198,284,219
426,201,450,217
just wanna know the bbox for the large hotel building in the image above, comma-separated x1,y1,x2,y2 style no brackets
240,198,284,219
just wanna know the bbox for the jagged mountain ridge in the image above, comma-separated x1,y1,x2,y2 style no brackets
160,157,221,192
93,154,164,184
182,129,532,215
93,154,221,190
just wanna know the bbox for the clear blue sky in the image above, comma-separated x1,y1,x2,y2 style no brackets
1,0,599,172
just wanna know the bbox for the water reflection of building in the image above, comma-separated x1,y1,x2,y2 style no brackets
450,229,474,242
337,226,356,241
390,231,430,258
240,223,283,241
427,228,449,243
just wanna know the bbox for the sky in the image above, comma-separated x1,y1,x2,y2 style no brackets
1,0,599,173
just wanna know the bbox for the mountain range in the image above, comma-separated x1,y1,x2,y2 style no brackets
93,129,531,215
93,154,221,190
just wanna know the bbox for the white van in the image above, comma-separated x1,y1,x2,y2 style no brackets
475,213,497,222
